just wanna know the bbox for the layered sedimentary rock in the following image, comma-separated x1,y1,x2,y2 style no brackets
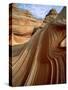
9,6,66,86
9,4,42,46
43,9,58,24
32,8,58,34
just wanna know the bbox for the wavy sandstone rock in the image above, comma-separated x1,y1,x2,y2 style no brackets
9,6,66,86
32,8,58,34
9,4,43,46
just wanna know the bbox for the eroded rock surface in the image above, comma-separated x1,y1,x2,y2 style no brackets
9,5,66,86
9,4,43,45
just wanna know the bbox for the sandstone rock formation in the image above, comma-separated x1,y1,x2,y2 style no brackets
9,5,66,86
9,4,43,46
43,9,58,23
32,8,58,34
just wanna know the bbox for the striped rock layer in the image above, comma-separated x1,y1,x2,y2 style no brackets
9,6,66,86
9,4,42,46
9,23,66,86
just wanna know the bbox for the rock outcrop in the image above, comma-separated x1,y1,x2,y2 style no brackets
38,8,58,29
43,9,58,23
9,4,43,46
29,8,58,36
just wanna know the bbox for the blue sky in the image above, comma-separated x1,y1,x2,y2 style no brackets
17,3,64,19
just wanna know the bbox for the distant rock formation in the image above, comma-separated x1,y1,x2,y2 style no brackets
32,9,58,34
37,8,58,29
43,9,58,24
9,4,43,46
54,7,66,25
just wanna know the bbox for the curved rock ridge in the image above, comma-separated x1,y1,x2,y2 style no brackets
9,4,43,46
10,22,66,86
9,6,66,86
28,8,59,36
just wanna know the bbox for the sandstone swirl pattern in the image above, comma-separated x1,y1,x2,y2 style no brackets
9,5,66,86
9,4,42,46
